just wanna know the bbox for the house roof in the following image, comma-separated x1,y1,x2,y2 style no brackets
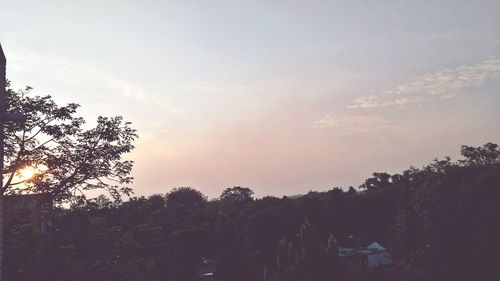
367,242,386,251
339,242,388,257
338,247,372,257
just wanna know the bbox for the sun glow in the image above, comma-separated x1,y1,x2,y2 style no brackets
18,165,48,180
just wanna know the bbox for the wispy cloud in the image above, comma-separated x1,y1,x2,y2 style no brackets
8,49,183,113
314,115,391,133
348,56,500,109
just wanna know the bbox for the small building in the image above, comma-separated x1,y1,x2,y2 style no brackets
366,242,393,268
339,241,393,269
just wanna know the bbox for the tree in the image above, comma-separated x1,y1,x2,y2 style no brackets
392,144,500,280
3,84,137,203
460,142,500,166
359,172,392,190
347,186,356,195
165,187,207,209
219,186,254,204
270,220,343,281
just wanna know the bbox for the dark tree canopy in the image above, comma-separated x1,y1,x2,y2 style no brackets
5,141,500,281
165,187,208,209
219,186,254,204
460,142,500,166
3,83,137,203
359,172,392,190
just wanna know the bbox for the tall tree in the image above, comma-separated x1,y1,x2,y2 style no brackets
3,84,137,203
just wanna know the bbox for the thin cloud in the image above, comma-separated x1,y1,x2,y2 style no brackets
348,56,500,109
314,115,391,133
347,95,381,109
8,49,183,113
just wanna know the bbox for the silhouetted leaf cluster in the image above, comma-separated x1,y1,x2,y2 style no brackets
3,83,137,203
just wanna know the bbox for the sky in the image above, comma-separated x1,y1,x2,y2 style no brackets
1,0,499,198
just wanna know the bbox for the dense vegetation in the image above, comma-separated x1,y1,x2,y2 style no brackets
5,143,500,281
4,83,137,203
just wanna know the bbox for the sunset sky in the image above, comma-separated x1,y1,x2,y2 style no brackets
1,0,499,198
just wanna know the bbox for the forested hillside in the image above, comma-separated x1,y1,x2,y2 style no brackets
6,143,500,281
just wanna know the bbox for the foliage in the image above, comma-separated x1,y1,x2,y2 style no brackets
270,220,342,281
219,186,254,205
460,142,500,166
3,84,137,203
5,142,500,281
165,187,207,209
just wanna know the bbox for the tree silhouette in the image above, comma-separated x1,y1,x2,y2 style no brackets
5,142,500,281
460,142,500,166
165,187,207,209
359,172,392,190
219,186,254,205
3,84,137,203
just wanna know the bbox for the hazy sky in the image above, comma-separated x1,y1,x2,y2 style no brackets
1,0,499,198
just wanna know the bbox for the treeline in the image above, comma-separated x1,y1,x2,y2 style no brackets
5,143,500,281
